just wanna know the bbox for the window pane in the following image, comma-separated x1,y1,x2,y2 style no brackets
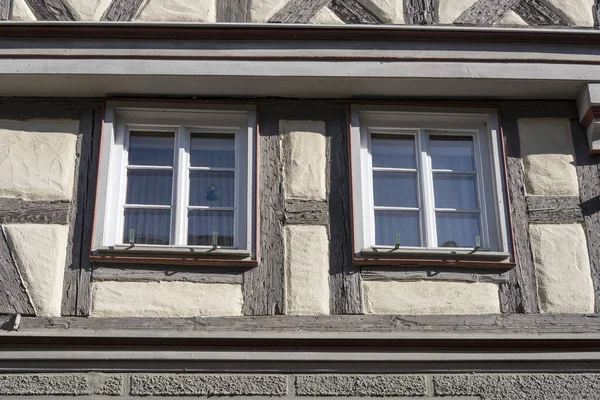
188,210,234,246
190,135,235,168
373,171,417,208
433,174,478,210
123,209,171,245
126,170,173,205
436,212,481,248
189,171,235,207
430,136,474,171
371,135,415,169
128,132,174,166
374,211,420,247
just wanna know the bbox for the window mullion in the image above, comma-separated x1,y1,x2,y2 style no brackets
419,129,437,248
172,126,190,246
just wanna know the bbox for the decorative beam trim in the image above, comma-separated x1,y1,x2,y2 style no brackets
101,0,145,21
23,0,76,21
526,196,583,223
403,0,437,25
285,201,329,225
0,0,12,20
361,267,509,284
513,0,568,26
330,0,381,24
216,0,250,22
454,0,520,25
0,198,69,224
269,0,331,23
92,264,244,284
0,227,34,315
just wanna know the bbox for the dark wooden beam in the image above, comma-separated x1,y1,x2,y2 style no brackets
595,0,600,29
0,0,12,20
92,263,244,284
0,227,34,315
269,0,331,23
0,198,69,224
216,0,250,22
513,0,568,26
403,0,437,25
526,195,583,223
455,0,520,25
330,0,381,24
285,201,329,225
23,0,76,21
101,0,144,21
361,267,509,283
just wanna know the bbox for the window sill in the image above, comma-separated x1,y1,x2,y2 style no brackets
91,245,256,267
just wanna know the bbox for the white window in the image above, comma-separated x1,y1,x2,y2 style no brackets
93,102,256,258
351,107,510,259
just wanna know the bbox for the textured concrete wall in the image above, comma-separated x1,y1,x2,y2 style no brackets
91,281,243,317
363,281,500,315
530,223,594,314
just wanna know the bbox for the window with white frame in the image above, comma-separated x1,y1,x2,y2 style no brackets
351,108,509,257
93,102,256,256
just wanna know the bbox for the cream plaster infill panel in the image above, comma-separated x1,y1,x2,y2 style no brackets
63,0,112,20
10,0,36,21
437,0,478,24
3,224,69,317
363,281,500,315
0,119,79,201
281,120,327,201
518,118,579,196
309,7,344,24
356,0,404,24
544,0,594,27
250,0,288,22
91,281,243,317
496,10,528,26
530,223,594,314
135,0,215,22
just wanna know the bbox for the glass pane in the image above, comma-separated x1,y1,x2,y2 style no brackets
374,211,420,247
373,171,417,208
123,209,171,245
430,136,475,171
436,212,481,248
371,135,415,169
433,174,478,210
189,171,235,207
128,132,174,166
126,170,173,205
190,135,235,168
188,210,234,246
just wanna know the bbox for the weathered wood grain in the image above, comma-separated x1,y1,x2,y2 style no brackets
0,227,34,315
362,267,509,283
526,196,583,223
403,0,436,25
285,201,329,225
269,0,331,23
0,198,69,224
513,0,568,26
23,0,76,21
454,0,520,25
217,0,249,22
330,0,381,24
571,119,600,314
92,263,244,284
0,0,12,20
101,0,144,21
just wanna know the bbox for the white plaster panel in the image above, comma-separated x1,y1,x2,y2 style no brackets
309,6,344,24
0,119,79,201
496,10,528,26
285,225,330,315
544,0,594,27
357,0,404,24
135,0,215,22
363,281,500,315
63,0,112,20
3,224,69,317
281,120,327,201
518,119,579,196
250,0,288,22
91,281,243,317
530,223,594,314
437,0,478,24
10,0,36,21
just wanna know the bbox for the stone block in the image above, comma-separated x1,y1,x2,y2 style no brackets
281,120,327,201
91,281,243,317
434,373,600,399
0,119,79,201
363,281,500,315
250,0,288,22
519,119,579,196
529,223,594,313
544,0,594,27
4,224,69,317
130,374,288,396
437,0,478,24
135,0,215,22
0,374,122,396
63,0,112,20
356,0,403,24
10,0,36,21
285,225,330,315
295,375,427,396
309,6,344,24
